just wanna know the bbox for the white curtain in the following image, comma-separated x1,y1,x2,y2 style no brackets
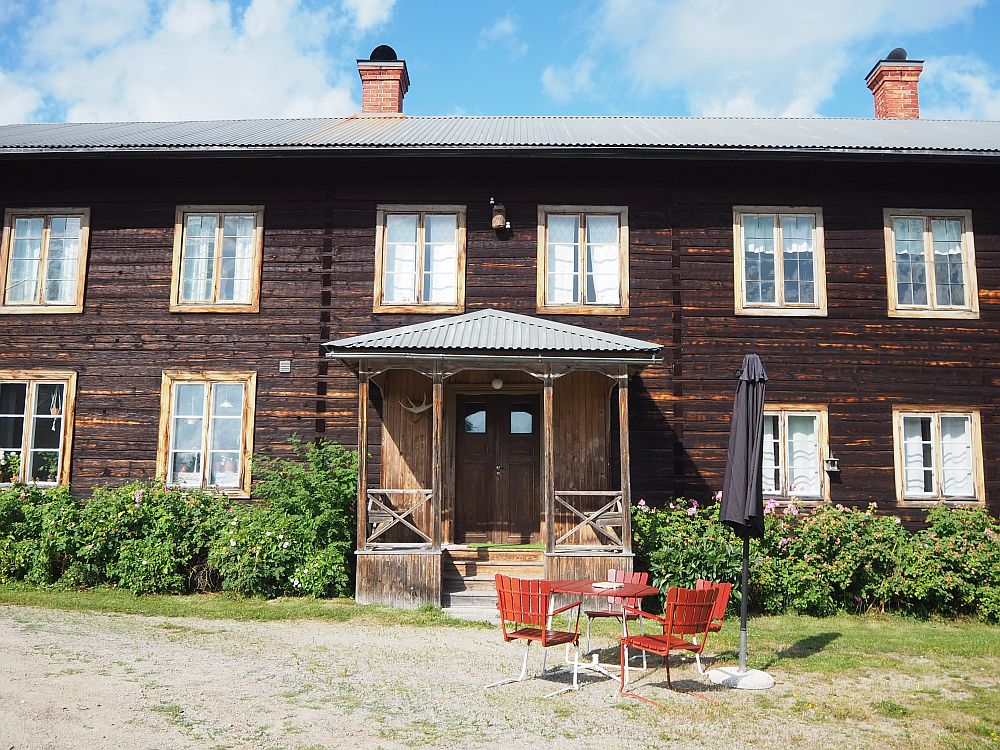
781,214,815,305
384,214,418,303
902,416,933,494
209,383,244,488
762,414,780,493
893,217,928,306
742,214,776,304
931,218,965,307
7,217,43,303
940,415,973,497
546,215,578,304
422,214,457,304
786,414,819,496
44,216,81,304
181,215,217,303
221,214,255,303
585,215,619,304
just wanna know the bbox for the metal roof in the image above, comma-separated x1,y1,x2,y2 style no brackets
1,116,999,156
324,309,662,354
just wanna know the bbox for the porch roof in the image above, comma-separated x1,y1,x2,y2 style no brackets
324,309,662,371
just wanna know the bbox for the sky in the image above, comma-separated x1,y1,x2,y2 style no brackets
0,0,998,124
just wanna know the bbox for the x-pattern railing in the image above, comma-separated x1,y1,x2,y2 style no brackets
365,489,433,546
554,490,625,551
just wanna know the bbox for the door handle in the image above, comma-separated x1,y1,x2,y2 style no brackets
495,465,504,476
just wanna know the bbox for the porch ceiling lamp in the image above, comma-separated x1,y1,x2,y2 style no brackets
490,197,510,231
491,376,503,390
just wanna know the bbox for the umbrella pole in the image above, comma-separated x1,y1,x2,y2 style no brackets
739,530,749,674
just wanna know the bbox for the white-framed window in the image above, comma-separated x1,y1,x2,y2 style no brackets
170,206,264,312
1,209,90,314
374,205,466,313
762,406,829,500
893,408,983,502
0,370,77,486
537,206,629,314
884,210,979,318
157,371,256,496
733,207,826,316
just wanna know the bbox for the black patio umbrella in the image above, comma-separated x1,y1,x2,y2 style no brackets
717,353,769,681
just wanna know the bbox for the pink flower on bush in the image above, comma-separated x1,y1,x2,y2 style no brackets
133,489,144,504
784,502,799,517
715,490,723,502
778,537,789,549
689,498,699,509
687,507,697,516
638,498,646,506
764,499,780,515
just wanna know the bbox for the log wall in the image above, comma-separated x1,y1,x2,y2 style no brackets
1,153,997,522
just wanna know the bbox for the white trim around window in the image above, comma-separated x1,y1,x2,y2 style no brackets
733,207,827,316
883,209,979,319
892,407,984,505
762,404,830,502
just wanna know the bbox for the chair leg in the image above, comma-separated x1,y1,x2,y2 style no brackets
585,616,592,655
621,642,629,688
543,642,581,698
691,635,707,674
484,639,531,690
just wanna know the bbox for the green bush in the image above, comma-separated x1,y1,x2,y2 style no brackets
209,439,356,598
632,496,1000,622
0,484,81,585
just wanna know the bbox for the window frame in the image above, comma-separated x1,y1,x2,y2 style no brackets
0,208,91,314
169,205,265,313
883,209,979,319
732,206,827,317
373,204,467,314
761,404,830,503
891,406,984,505
536,205,629,315
156,370,257,498
0,369,77,486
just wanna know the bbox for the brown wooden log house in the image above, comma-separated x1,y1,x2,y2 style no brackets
0,47,997,609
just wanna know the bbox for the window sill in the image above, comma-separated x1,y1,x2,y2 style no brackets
170,303,260,314
373,303,464,314
887,307,979,320
537,305,629,316
736,306,827,317
0,304,84,315
897,497,983,507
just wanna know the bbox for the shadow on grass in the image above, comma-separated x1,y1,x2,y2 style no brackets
763,631,841,668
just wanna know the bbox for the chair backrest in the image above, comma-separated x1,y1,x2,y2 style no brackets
608,568,650,609
696,579,732,623
495,574,551,629
662,587,718,638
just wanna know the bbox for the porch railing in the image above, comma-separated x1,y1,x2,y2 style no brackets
554,490,626,553
365,489,433,548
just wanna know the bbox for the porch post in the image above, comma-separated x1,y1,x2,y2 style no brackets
617,370,632,555
431,371,444,551
542,372,555,554
356,371,370,553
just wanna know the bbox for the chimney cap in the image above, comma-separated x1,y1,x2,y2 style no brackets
367,45,398,62
865,50,925,84
887,47,908,61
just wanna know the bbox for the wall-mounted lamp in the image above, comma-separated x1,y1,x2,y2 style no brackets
490,197,510,231
491,376,504,390
824,457,841,473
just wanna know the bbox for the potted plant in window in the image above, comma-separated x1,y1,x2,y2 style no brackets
36,454,59,483
0,451,20,483
49,390,62,416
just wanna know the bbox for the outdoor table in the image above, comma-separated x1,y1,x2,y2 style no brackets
547,579,661,680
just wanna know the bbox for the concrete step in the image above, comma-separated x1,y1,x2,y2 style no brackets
441,590,498,608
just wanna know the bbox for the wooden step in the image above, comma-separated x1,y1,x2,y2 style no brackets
444,548,544,563
441,590,498,608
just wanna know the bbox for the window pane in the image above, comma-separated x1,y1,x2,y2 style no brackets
893,218,928,307
510,407,533,434
173,383,205,417
181,214,217,303
210,418,242,451
786,414,819,496
940,415,974,497
219,214,255,303
931,219,966,307
781,215,815,305
209,452,241,488
172,416,203,451
0,382,27,416
0,383,27,478
423,214,458,304
463,404,486,433
7,217,44,303
44,215,81,304
762,414,780,493
384,214,418,303
585,215,620,305
28,451,59,483
170,452,202,486
546,215,579,304
742,214,776,304
902,416,934,494
0,417,24,452
212,383,244,417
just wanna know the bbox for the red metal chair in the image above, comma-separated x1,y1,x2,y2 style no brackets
584,568,650,668
486,574,584,698
693,579,732,673
619,586,720,705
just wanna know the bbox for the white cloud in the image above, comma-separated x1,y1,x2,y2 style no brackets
0,0,397,123
341,0,395,31
921,55,1000,119
0,71,40,123
542,57,595,105
478,12,528,59
545,0,988,116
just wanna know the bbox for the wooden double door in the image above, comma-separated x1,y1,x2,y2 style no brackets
455,394,541,544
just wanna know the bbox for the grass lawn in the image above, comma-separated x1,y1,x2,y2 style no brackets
2,583,998,749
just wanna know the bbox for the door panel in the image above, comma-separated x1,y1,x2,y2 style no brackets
455,394,540,544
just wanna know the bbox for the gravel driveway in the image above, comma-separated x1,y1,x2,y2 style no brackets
0,604,972,749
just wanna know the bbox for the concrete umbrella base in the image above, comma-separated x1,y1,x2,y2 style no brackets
707,667,775,690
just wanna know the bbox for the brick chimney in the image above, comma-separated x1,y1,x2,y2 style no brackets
357,45,409,115
865,48,924,119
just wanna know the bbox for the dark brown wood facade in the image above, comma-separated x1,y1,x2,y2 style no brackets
1,152,998,530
